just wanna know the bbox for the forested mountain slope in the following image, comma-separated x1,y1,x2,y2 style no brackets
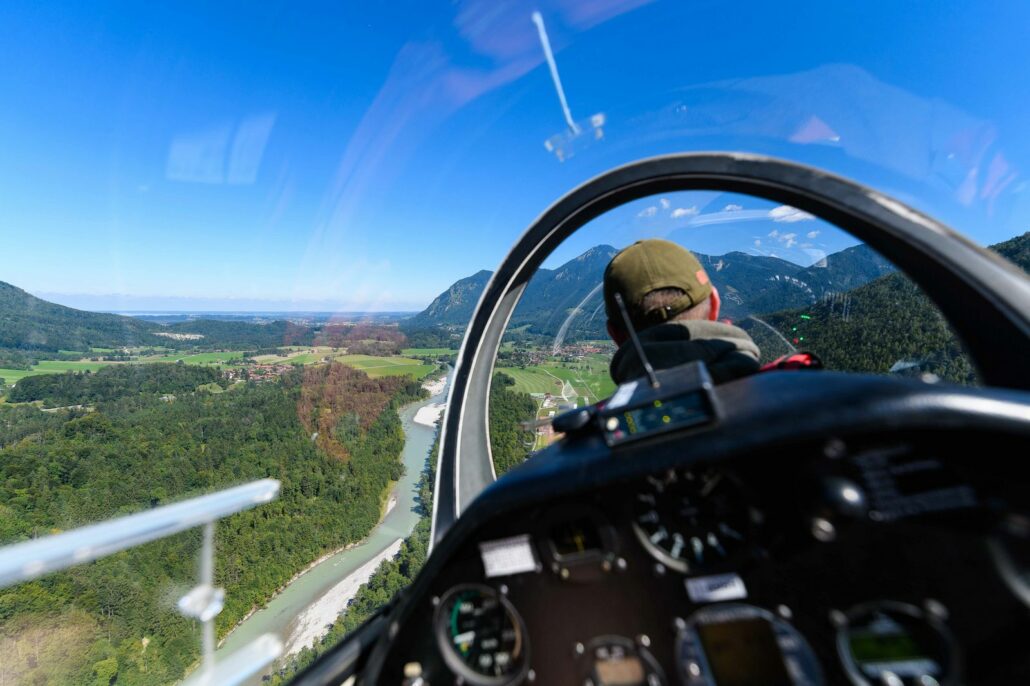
0,280,161,351
740,232,1029,382
405,270,493,328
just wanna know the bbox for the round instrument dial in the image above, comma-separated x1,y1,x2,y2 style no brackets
677,603,824,686
836,602,957,686
578,635,666,686
632,469,757,573
434,584,529,685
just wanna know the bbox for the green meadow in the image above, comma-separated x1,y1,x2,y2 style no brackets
496,354,615,405
0,360,113,385
335,354,437,379
401,348,456,357
143,351,244,365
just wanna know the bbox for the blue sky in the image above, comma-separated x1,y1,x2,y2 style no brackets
2,1,1028,311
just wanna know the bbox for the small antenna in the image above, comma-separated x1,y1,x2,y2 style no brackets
614,292,660,389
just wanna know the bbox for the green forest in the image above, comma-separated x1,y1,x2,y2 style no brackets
0,363,424,685
267,372,536,683
488,373,538,476
7,364,226,407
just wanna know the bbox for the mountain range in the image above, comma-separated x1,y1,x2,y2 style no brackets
2,233,1025,360
407,242,895,339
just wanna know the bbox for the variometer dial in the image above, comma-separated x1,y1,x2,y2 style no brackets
434,584,529,685
836,601,957,686
632,469,757,573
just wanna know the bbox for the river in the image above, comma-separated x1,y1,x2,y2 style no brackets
215,372,449,670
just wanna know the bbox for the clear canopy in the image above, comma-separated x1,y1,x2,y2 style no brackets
1,3,1028,685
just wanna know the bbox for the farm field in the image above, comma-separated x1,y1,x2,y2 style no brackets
497,354,615,406
276,351,331,365
335,354,437,379
1,350,438,386
401,348,456,357
265,349,438,379
0,360,112,384
496,367,565,396
143,351,245,365
252,347,335,365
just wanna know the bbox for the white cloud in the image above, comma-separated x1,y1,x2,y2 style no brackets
753,239,762,247
659,198,670,210
637,205,657,218
723,203,744,212
671,206,699,219
769,205,815,223
768,229,779,238
806,230,820,239
781,232,798,248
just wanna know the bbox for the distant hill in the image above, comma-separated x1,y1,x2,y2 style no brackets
408,243,895,338
0,280,161,351
0,281,316,352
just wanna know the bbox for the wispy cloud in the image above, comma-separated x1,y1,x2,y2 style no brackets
753,239,762,247
767,228,797,248
806,230,820,239
638,205,658,218
659,197,670,209
724,203,744,212
768,205,815,223
671,206,699,219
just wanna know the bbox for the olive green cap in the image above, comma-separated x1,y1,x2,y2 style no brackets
603,239,713,330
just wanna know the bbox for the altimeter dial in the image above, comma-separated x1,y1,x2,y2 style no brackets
632,469,757,574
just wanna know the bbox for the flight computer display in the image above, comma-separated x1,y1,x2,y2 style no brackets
598,361,717,447
697,618,792,686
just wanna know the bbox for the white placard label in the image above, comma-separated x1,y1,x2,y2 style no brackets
479,534,538,578
686,573,748,603
606,380,638,410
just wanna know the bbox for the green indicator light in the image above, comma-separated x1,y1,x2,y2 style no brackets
799,336,805,341
791,327,797,331
653,400,662,408
800,314,812,320
662,415,671,424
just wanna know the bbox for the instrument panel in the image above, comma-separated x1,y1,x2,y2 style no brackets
382,435,1030,686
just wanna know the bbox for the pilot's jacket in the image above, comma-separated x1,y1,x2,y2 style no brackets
609,319,760,385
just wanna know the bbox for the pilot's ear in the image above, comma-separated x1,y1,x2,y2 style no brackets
607,320,627,346
708,287,721,321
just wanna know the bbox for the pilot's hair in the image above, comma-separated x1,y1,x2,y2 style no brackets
641,287,711,321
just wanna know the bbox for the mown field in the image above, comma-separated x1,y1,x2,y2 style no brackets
336,354,436,379
0,360,112,385
142,351,244,365
496,354,615,406
495,367,565,395
254,349,438,380
401,347,456,357
1,348,439,388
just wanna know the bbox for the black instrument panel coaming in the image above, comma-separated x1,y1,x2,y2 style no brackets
380,431,1030,685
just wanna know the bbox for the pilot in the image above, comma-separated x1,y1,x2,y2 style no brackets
603,238,761,385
